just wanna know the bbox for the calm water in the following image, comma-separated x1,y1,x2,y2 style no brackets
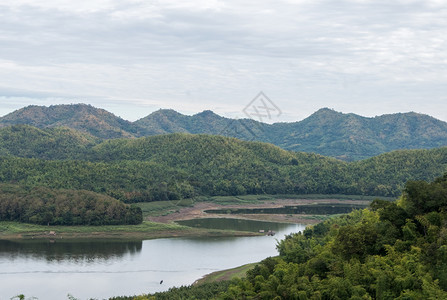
177,218,298,232
0,220,305,300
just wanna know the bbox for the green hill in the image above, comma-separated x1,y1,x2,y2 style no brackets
0,125,99,159
2,105,447,160
130,107,447,160
0,127,447,202
0,104,137,139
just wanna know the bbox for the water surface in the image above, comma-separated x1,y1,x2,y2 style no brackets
0,220,305,300
177,218,295,232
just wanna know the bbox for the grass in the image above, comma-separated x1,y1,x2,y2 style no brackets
136,199,194,217
0,220,260,240
194,262,257,285
0,220,183,233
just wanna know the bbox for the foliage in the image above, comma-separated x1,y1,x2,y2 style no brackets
109,281,233,300
1,123,447,228
0,104,137,139
0,220,188,238
1,130,447,204
0,125,98,159
2,105,447,160
0,184,142,225
139,174,447,299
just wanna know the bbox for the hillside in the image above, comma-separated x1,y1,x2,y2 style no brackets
0,127,447,202
0,125,99,159
0,104,137,139
1,104,447,160
269,108,447,160
134,109,264,140
0,184,142,225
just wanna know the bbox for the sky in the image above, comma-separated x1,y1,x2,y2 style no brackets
0,0,446,123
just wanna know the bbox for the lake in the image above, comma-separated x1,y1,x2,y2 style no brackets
0,219,305,300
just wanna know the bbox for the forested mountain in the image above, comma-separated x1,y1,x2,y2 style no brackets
0,104,137,139
1,105,447,160
1,126,447,203
138,108,447,160
134,109,264,140
276,108,447,160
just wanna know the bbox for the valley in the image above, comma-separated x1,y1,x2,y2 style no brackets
0,105,446,299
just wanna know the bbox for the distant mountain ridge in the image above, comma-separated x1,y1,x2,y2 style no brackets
1,104,447,160
0,104,137,139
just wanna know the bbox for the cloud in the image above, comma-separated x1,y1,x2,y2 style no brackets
0,0,446,122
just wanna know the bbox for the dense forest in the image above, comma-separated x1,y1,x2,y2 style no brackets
1,125,447,204
116,174,447,299
2,104,447,160
0,184,142,225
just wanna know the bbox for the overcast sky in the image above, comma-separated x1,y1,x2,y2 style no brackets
1,0,446,123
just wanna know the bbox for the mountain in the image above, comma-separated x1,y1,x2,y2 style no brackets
0,104,137,139
134,109,264,139
138,107,447,160
1,104,447,160
267,108,447,160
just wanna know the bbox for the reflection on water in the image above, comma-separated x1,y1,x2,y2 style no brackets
0,239,142,262
0,222,305,300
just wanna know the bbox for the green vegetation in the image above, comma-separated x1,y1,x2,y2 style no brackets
2,104,447,160
0,219,263,240
1,129,447,204
0,125,99,159
267,108,447,160
110,282,234,300
136,199,194,217
0,220,186,239
194,263,256,285
124,174,447,299
0,184,142,225
1,122,447,227
0,104,137,139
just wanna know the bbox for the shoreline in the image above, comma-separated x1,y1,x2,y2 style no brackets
193,262,258,286
0,221,261,241
0,197,371,241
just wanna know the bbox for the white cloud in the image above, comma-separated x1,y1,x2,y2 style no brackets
0,0,447,122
